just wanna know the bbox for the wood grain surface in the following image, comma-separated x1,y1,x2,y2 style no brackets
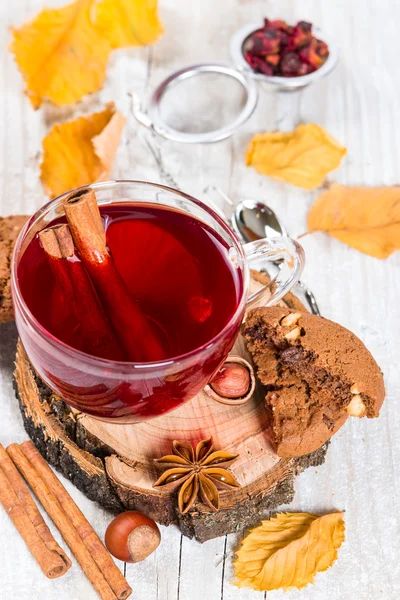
0,0,399,599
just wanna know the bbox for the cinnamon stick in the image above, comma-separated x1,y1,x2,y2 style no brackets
67,188,106,242
63,189,166,362
39,224,126,361
0,444,71,579
22,441,131,600
7,442,132,600
39,226,75,303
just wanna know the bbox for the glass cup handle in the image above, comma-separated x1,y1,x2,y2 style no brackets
243,236,305,312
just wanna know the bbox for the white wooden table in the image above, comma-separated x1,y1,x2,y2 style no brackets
1,1,399,598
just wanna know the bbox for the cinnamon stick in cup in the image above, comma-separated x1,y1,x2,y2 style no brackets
39,224,126,361
0,444,71,579
63,189,166,362
7,442,132,600
83,188,107,243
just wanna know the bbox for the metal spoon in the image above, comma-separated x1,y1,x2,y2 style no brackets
204,186,320,315
232,199,320,315
232,199,288,241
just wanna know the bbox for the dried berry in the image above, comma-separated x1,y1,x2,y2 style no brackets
245,53,274,76
299,21,312,32
287,21,313,51
299,38,329,69
280,52,301,77
244,32,279,57
243,18,329,78
297,62,314,76
265,53,280,66
277,31,290,47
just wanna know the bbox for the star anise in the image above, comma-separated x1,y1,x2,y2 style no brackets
153,437,240,514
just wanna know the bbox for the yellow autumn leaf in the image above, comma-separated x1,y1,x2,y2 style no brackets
308,183,400,259
95,0,163,48
40,102,126,198
234,512,345,591
10,0,163,108
245,123,346,189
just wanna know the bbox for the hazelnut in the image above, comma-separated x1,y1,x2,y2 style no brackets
284,326,301,341
280,312,302,328
105,511,161,563
205,357,256,405
350,383,360,394
347,394,366,417
210,362,250,399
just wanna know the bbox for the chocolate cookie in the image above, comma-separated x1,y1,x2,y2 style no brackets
0,215,29,323
243,307,385,458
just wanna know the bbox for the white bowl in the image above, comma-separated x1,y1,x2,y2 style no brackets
230,21,339,91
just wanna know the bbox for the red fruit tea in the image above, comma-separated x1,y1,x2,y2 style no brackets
17,203,243,419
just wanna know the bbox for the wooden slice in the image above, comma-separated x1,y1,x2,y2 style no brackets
14,273,328,542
